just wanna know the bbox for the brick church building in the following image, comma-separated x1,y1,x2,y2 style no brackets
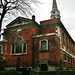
0,0,75,71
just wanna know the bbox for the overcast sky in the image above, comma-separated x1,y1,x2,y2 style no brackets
35,0,75,41
1,0,75,41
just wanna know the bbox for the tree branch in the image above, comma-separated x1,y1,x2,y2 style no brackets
1,0,4,7
0,0,40,32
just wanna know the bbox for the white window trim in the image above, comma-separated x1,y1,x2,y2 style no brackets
10,43,27,55
39,39,48,51
64,53,67,62
64,60,67,63
61,48,75,59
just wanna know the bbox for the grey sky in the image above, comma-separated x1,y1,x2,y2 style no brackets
35,0,75,41
1,0,75,41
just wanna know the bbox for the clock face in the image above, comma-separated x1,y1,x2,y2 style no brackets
17,28,22,33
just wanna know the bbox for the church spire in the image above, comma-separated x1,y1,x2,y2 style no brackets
52,0,58,11
51,0,60,19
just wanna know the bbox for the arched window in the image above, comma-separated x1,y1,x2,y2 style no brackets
40,40,48,51
41,40,46,50
16,38,22,53
11,36,27,55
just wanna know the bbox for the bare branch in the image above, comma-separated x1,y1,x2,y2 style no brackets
0,13,2,15
1,0,4,7
0,0,40,32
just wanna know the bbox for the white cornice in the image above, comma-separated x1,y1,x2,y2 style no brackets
61,48,75,58
33,33,59,38
7,22,31,28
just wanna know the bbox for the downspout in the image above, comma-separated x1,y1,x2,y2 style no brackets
32,34,35,69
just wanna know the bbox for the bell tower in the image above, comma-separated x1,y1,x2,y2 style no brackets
51,0,60,19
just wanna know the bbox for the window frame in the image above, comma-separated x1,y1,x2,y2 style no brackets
16,38,22,53
68,56,70,63
73,58,74,63
39,39,48,51
71,58,72,64
66,37,68,50
62,32,65,46
10,37,27,55
64,53,67,61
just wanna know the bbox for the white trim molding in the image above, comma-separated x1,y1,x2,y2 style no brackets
33,33,59,38
61,48,75,59
39,39,48,51
56,26,61,37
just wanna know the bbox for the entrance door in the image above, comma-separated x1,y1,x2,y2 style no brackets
40,64,48,71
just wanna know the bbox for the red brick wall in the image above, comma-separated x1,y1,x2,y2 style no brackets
34,35,60,66
1,18,75,69
40,18,60,26
60,27,75,55
40,27,56,34
39,52,49,59
48,35,60,66
60,27,75,68
3,23,39,67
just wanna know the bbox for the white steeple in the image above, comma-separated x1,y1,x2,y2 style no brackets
51,0,60,19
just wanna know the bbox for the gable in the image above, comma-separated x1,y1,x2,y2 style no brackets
6,17,31,27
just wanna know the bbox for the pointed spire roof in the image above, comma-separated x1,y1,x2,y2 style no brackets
51,0,60,19
52,0,58,11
